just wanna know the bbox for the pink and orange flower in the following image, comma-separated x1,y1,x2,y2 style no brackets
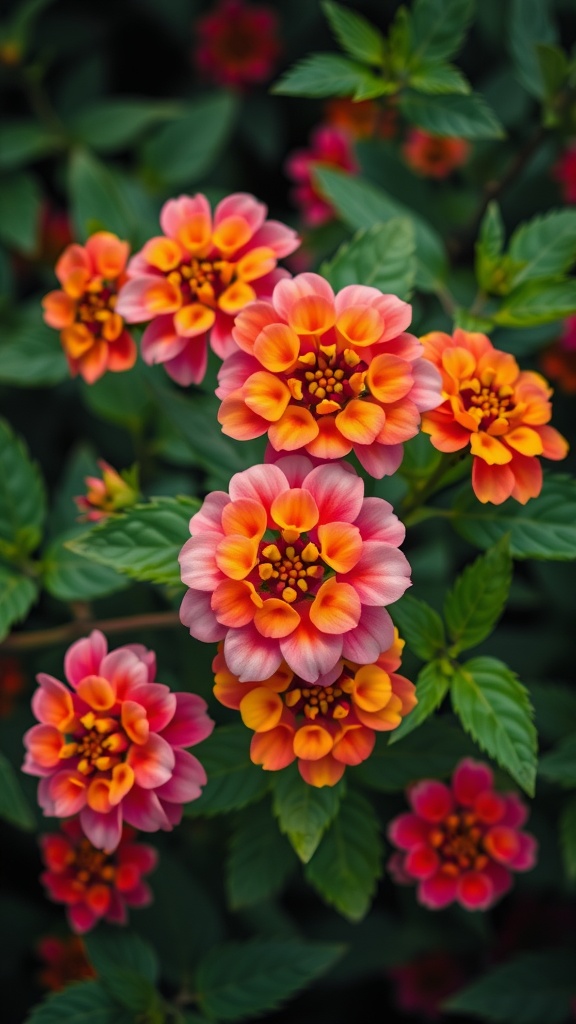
40,820,157,934
387,758,537,911
42,232,136,384
285,126,358,226
115,192,299,385
74,460,140,522
217,273,442,477
402,129,470,179
23,630,213,852
179,455,412,684
213,629,416,787
193,0,281,88
421,328,568,504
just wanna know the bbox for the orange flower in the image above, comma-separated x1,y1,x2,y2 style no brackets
212,630,416,787
42,232,136,384
402,129,469,179
325,98,397,141
421,329,569,504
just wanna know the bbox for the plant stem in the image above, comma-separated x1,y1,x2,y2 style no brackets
0,610,182,653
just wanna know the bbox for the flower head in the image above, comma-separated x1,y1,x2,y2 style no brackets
193,0,281,87
402,129,470,178
387,951,466,1021
37,935,95,991
179,455,412,684
387,758,538,911
23,630,214,851
421,328,569,504
213,629,416,786
40,820,157,934
115,192,299,385
75,460,140,522
42,232,136,384
552,143,576,203
217,273,442,477
285,126,358,226
325,98,397,141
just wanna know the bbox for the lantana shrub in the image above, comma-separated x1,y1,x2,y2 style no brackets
1,1,576,1023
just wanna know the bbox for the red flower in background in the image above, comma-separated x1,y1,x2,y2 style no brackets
285,126,358,226
387,950,466,1020
193,0,281,87
324,98,397,141
540,316,576,394
0,655,26,717
40,820,157,934
37,935,96,991
403,128,470,178
387,758,537,911
552,143,576,203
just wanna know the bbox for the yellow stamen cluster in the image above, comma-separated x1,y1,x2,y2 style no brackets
461,372,518,430
59,712,128,776
72,838,116,887
284,679,353,721
258,540,323,603
429,811,489,874
166,258,234,307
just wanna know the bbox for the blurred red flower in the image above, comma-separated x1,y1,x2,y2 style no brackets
403,128,470,178
37,934,96,991
193,0,280,87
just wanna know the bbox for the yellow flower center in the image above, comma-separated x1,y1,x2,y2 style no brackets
429,811,489,875
257,536,325,603
59,711,128,776
166,257,234,309
284,675,353,722
460,376,517,431
77,285,123,341
288,347,368,417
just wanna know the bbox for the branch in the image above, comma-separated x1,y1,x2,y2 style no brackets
0,610,182,653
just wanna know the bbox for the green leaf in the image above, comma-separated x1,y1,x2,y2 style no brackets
399,431,443,480
387,660,451,744
67,495,199,587
357,719,473,787
304,790,382,921
390,594,446,661
536,43,569,101
24,980,133,1024
68,98,181,152
195,940,343,1022
444,948,575,1023
141,93,238,187
539,734,576,788
509,0,557,100
69,148,134,240
84,929,160,1014
227,800,298,908
313,167,447,290
320,219,416,300
80,362,152,429
444,537,512,654
410,0,473,63
271,53,389,100
43,528,129,601
451,657,537,795
321,1,385,65
272,766,343,863
0,315,68,387
0,120,61,170
506,210,576,289
530,682,576,743
476,201,505,292
559,796,576,881
0,417,46,560
185,725,270,817
408,60,471,95
495,279,576,326
0,567,38,642
453,474,576,560
0,750,35,830
399,91,505,139
0,171,41,253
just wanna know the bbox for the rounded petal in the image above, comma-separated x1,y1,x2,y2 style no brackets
367,353,414,403
153,748,207,804
354,496,405,546
341,605,395,663
160,693,214,747
212,579,261,627
310,578,361,634
510,453,543,504
472,457,515,505
253,323,300,371
228,463,289,520
64,630,107,687
23,724,63,770
270,487,319,532
304,415,352,460
268,406,319,452
240,687,284,731
179,589,227,643
298,754,345,787
331,723,375,765
318,522,362,573
303,462,364,524
121,786,171,831
79,805,122,853
116,275,181,322
388,812,430,851
42,290,76,329
410,780,453,821
457,870,494,910
293,723,333,760
254,599,300,638
354,440,405,479
336,400,386,444
48,770,88,817
250,724,296,770
279,605,343,683
224,622,283,682
418,871,458,909
405,844,440,880
344,542,412,606
127,734,175,789
453,758,494,805
32,675,75,729
215,534,258,580
243,372,292,422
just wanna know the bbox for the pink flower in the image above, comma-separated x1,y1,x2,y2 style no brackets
40,820,157,934
23,630,214,852
387,758,537,911
115,192,299,385
179,455,412,684
553,143,576,203
285,126,358,226
193,0,281,88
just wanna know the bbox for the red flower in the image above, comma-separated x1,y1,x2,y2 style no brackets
402,129,470,179
387,950,466,1020
540,316,576,394
387,758,537,911
193,0,281,88
37,935,96,991
285,126,358,226
40,820,157,934
324,98,397,141
552,143,576,203
0,655,26,717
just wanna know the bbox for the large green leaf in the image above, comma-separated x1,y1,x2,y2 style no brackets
195,940,342,1022
0,750,36,830
560,796,576,881
271,54,389,100
508,0,557,100
0,417,46,560
185,725,270,817
408,61,471,95
453,475,576,560
272,766,343,863
494,279,576,326
314,167,447,290
0,120,61,170
304,790,382,921
24,981,133,1024
451,657,537,794
356,718,472,787
506,210,576,289
387,660,451,744
321,1,385,64
0,567,38,642
410,0,473,63
141,93,238,186
43,528,129,601
443,536,512,654
475,201,505,292
539,734,576,788
67,496,199,587
320,219,416,301
227,800,298,908
68,98,181,152
0,171,41,253
399,91,504,139
84,929,160,1015
390,594,446,661
69,148,135,240
444,949,575,1023
0,315,68,387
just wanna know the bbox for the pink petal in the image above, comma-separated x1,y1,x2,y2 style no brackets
153,749,207,803
140,316,189,363
64,630,107,686
354,496,406,545
121,786,172,831
179,534,223,590
388,812,431,850
179,589,227,643
269,453,316,486
160,693,214,747
335,286,412,341
483,861,512,900
279,605,343,683
32,675,74,727
457,870,494,910
303,463,364,524
48,770,88,817
124,645,156,681
99,649,148,699
68,904,98,935
508,831,538,871
120,881,152,908
341,604,394,663
249,220,300,258
405,844,440,880
119,843,158,875
210,310,238,359
160,800,183,826
160,193,212,239
79,805,123,853
163,336,209,386
128,683,177,734
228,464,289,523
189,491,229,534
115,275,171,322
353,441,405,478
453,758,494,805
127,733,175,789
410,780,453,821
272,273,335,321
500,793,529,829
214,192,266,234
216,351,260,399
344,542,412,605
418,871,458,909
223,622,283,682
104,889,128,922
231,300,278,355
410,358,443,411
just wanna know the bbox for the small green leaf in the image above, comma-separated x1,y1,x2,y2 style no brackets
408,60,471,94
387,660,451,744
84,929,160,1014
509,0,557,100
399,91,505,139
0,171,41,253
227,800,298,908
185,725,270,817
0,750,36,830
444,536,512,654
0,417,46,560
451,657,537,795
24,981,133,1024
559,796,576,881
507,210,576,289
444,948,575,1023
304,790,382,921
0,314,68,387
453,474,576,560
320,219,416,300
67,495,199,587
476,201,505,292
357,719,473,787
321,1,386,65
272,53,389,100
0,567,38,642
539,734,576,788
195,940,343,1022
391,594,446,661
272,766,343,863
68,98,181,152
69,148,134,240
410,0,473,63
494,279,576,326
43,528,129,601
0,120,61,171
141,93,238,186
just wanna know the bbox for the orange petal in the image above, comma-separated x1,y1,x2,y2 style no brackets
332,723,375,765
287,295,336,335
174,303,215,337
477,349,519,387
76,675,116,711
86,232,129,279
309,578,361,634
293,724,333,760
471,457,515,504
215,535,259,580
177,213,212,255
87,778,112,813
270,487,319,533
336,399,385,443
317,522,362,573
219,281,257,314
109,762,135,805
537,424,569,461
298,753,345,786
144,278,181,314
469,432,512,465
253,323,300,372
305,415,352,459
101,312,124,342
27,725,64,767
212,579,262,626
218,395,269,441
61,324,94,358
336,305,383,347
268,406,319,451
141,236,183,272
254,598,300,638
212,215,252,256
121,700,149,744
352,665,392,712
236,246,276,282
240,687,284,732
250,723,296,770
441,346,477,382
222,499,267,540
42,290,76,329
504,426,543,456
243,371,292,422
367,353,414,403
